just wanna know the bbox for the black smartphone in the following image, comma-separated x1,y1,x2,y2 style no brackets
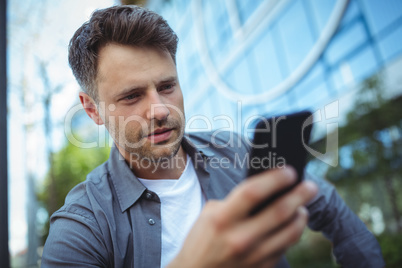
248,111,313,214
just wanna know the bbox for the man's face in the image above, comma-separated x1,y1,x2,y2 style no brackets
95,44,185,161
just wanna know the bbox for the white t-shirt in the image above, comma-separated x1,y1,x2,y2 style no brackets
138,155,206,267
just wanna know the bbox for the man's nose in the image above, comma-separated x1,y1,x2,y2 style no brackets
146,91,170,121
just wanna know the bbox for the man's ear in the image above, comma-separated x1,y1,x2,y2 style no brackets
79,92,104,125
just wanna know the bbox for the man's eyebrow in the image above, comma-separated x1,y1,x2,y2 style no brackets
114,76,178,99
158,76,178,84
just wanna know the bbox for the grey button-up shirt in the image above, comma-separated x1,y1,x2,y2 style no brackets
42,132,384,267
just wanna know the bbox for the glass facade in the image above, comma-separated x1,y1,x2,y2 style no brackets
148,0,402,134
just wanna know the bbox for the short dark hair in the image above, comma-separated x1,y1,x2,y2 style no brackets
68,5,179,101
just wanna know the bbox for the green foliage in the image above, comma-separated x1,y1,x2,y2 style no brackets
324,77,400,185
37,140,110,241
38,141,110,211
376,232,402,267
294,73,402,265
286,229,340,268
323,73,402,259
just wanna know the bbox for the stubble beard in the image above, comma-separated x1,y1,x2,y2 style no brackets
113,116,185,163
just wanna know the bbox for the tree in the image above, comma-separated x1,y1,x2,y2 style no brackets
288,74,402,267
37,139,110,242
322,74,402,267
325,74,402,232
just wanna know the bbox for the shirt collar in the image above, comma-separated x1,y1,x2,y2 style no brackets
108,145,147,213
108,134,214,213
182,133,215,161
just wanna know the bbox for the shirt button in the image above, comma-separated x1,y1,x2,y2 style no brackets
145,192,153,199
148,219,155,225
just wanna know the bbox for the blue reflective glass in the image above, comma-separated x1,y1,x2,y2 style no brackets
251,32,283,91
176,54,187,82
182,84,209,114
193,60,208,90
174,7,193,40
204,26,220,54
378,24,402,62
245,51,263,93
348,46,378,82
301,60,325,87
299,81,330,108
225,56,256,94
189,57,206,87
186,110,213,131
271,24,289,78
185,89,215,130
185,86,240,130
210,23,234,66
160,8,175,27
307,0,336,33
328,45,378,94
293,70,330,109
216,3,232,44
207,88,224,117
242,104,264,123
182,50,199,79
325,22,367,65
263,93,293,116
278,1,315,71
173,0,190,15
203,0,225,50
329,68,345,91
169,0,402,127
236,0,265,24
180,24,198,54
203,1,234,66
361,0,402,36
340,0,360,28
217,4,230,27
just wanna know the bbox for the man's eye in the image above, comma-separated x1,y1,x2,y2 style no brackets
125,94,139,100
160,83,175,91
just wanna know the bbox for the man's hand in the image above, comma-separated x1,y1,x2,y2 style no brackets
168,167,318,268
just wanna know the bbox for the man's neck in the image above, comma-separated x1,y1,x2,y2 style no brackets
118,145,188,180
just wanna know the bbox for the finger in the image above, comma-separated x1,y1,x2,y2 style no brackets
244,206,309,265
255,252,284,268
255,254,283,268
233,181,317,244
221,167,297,222
263,180,317,231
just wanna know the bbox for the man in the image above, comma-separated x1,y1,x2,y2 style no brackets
42,5,384,267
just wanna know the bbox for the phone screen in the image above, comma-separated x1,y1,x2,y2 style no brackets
248,111,313,214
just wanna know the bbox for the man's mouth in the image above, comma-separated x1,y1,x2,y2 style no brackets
147,128,174,143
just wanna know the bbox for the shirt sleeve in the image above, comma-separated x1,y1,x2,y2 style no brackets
41,209,110,268
305,172,385,268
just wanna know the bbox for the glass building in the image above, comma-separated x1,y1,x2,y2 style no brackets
147,0,402,136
